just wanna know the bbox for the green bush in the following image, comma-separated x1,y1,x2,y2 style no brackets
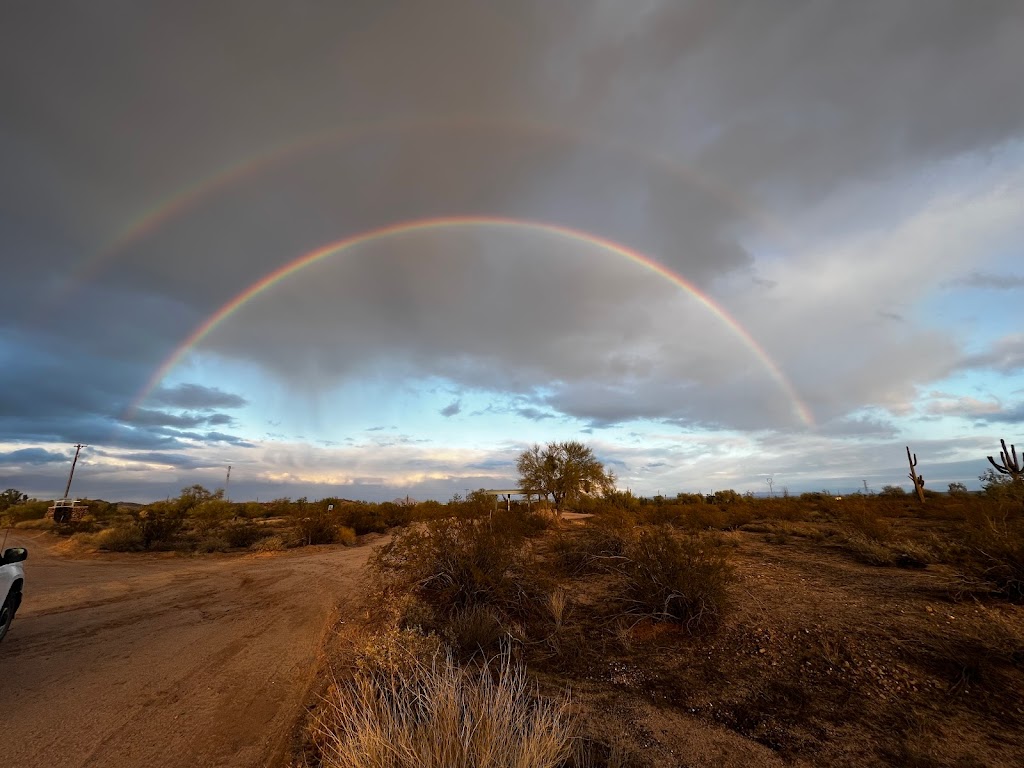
223,520,268,548
95,524,145,552
137,507,184,549
618,526,733,632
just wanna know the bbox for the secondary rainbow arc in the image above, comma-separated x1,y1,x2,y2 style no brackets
130,216,814,427
59,115,793,305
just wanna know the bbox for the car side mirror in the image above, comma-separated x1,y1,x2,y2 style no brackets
2,547,28,565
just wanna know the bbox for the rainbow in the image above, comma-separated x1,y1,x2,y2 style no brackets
130,216,814,427
58,115,792,303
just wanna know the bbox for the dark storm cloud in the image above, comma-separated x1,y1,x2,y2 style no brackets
0,448,69,466
971,403,1024,425
123,408,236,429
87,449,219,471
150,384,248,410
2,0,1022,448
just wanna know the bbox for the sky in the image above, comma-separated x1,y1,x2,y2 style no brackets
2,1,1023,503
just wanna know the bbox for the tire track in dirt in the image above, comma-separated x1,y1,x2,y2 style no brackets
0,532,378,768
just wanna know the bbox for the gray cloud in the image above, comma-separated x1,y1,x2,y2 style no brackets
440,400,462,418
971,403,1024,425
150,384,248,410
953,272,1024,290
958,334,1024,374
0,447,69,466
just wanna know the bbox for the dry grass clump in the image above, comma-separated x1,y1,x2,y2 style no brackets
957,513,1024,601
842,533,931,569
618,526,733,632
313,649,578,768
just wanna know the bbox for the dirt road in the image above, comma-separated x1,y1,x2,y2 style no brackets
0,531,378,767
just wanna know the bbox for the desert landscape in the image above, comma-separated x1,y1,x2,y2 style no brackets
4,468,1022,767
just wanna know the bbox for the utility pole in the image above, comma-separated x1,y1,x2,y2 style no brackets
63,444,86,500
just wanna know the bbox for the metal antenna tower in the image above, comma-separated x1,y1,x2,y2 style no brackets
225,465,232,502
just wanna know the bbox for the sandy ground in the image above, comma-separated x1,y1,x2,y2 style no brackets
0,531,376,768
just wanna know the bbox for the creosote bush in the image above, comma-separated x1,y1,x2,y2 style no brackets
370,517,544,618
619,526,733,632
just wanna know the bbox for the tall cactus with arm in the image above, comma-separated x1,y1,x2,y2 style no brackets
907,446,925,504
987,438,1022,484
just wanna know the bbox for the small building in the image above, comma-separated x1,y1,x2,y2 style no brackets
48,499,89,523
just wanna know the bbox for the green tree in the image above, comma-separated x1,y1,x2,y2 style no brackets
516,441,615,515
0,488,28,511
175,484,223,515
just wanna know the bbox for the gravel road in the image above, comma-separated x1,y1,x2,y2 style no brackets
0,531,377,767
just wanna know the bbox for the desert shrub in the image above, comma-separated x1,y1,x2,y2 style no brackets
842,533,896,566
683,505,728,531
637,503,687,527
337,503,391,535
497,505,552,538
137,507,185,549
844,500,891,541
618,526,733,632
195,535,229,553
251,534,288,552
370,517,542,618
3,499,50,524
292,500,339,545
551,508,636,576
353,625,448,680
444,604,507,660
222,520,268,548
94,524,145,552
312,649,577,768
335,525,357,545
958,511,1024,601
14,517,55,531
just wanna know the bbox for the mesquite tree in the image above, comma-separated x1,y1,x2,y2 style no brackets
516,441,615,515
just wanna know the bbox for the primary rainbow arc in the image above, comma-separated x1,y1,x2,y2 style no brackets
131,216,814,427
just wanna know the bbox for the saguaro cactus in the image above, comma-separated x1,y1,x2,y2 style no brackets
987,438,1022,483
906,446,925,503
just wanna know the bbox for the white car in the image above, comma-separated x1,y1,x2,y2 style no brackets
0,547,27,643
